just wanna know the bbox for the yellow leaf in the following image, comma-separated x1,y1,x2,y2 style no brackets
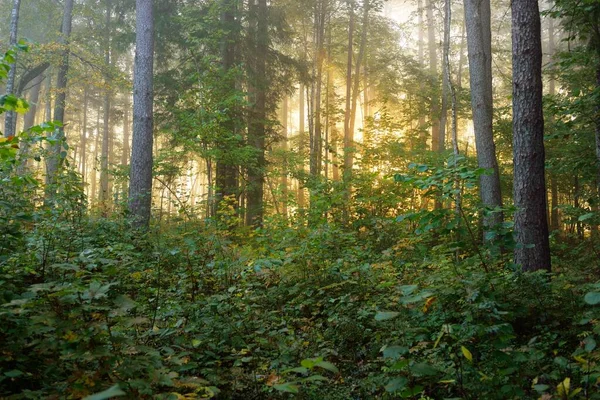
557,377,570,398
461,346,473,362
422,296,436,313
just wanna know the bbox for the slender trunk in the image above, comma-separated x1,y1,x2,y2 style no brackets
438,0,450,154
464,0,503,234
310,0,326,177
281,96,289,216
457,19,466,89
80,89,88,184
121,89,130,197
417,0,426,144
99,0,112,214
512,0,551,271
297,84,306,208
426,0,440,152
548,15,560,232
17,74,43,174
445,0,460,215
343,0,355,176
4,0,21,138
45,0,74,198
349,0,369,152
91,101,101,203
129,0,155,229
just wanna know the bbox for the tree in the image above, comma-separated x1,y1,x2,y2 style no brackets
129,0,155,229
4,0,21,139
45,0,74,196
215,0,240,216
99,0,112,213
245,0,268,227
463,0,503,236
512,0,551,272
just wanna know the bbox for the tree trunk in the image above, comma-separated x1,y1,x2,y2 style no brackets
548,15,560,232
438,0,450,154
464,0,503,236
426,0,440,152
343,0,355,177
45,0,74,198
91,100,101,203
297,84,306,208
349,0,369,154
4,0,21,138
245,0,268,227
99,0,112,214
281,96,289,216
16,73,43,174
129,0,155,229
310,0,326,177
216,0,239,217
512,0,551,272
80,89,88,185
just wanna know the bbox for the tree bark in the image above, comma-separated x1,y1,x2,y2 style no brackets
297,84,306,208
464,0,503,236
343,0,355,176
215,0,239,217
4,0,21,138
129,0,155,229
80,88,88,184
426,0,440,152
245,0,268,227
512,0,551,272
45,0,74,197
99,1,112,214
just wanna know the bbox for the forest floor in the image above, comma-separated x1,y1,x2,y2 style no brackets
1,216,599,399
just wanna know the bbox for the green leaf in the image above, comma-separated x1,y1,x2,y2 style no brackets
314,360,338,374
375,311,400,321
4,370,23,378
82,385,126,400
385,377,408,392
584,292,600,305
411,363,439,376
584,336,597,352
273,383,299,394
578,212,595,222
382,345,409,360
284,367,308,375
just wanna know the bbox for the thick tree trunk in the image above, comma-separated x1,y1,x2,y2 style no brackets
245,0,268,227
512,0,551,272
417,0,426,144
4,0,21,138
464,0,503,235
129,0,155,229
45,0,74,197
216,0,239,217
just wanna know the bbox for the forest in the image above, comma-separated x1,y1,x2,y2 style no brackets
1,0,600,398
